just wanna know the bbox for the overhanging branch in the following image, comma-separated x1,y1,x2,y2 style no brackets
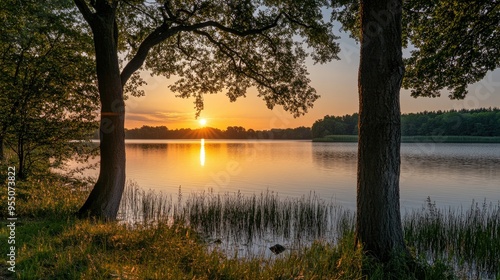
122,0,160,25
283,12,314,29
120,15,283,87
74,0,95,25
192,30,278,96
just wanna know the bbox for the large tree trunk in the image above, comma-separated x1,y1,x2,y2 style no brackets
78,12,126,221
355,0,407,261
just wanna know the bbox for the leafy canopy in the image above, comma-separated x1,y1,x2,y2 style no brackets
331,0,500,99
77,0,341,117
403,0,500,99
0,0,99,177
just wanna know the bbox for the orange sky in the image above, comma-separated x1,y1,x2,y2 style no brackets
124,35,500,130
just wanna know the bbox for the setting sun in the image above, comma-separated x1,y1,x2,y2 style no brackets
199,118,207,126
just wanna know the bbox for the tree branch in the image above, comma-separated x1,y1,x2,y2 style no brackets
197,16,282,37
176,33,202,63
73,0,95,24
120,24,172,86
192,30,277,95
122,0,160,25
120,16,282,87
162,1,176,21
282,12,314,29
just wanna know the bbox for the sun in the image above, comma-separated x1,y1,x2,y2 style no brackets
199,118,207,126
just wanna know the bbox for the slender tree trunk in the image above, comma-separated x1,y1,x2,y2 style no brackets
355,0,407,261
78,12,126,221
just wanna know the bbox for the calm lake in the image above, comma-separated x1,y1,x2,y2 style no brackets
76,140,500,211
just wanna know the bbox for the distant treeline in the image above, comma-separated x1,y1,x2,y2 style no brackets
95,108,500,140
312,108,500,138
122,126,312,139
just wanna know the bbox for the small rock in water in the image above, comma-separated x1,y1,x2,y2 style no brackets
269,244,286,255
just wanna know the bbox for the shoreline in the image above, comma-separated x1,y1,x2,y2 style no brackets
313,135,500,143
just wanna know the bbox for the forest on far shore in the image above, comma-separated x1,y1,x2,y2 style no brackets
312,108,500,138
116,108,500,140
122,126,312,140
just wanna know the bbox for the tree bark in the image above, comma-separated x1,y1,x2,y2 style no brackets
78,10,126,221
355,0,407,261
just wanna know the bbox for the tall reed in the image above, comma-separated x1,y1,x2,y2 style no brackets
118,181,174,224
182,189,354,243
118,182,499,277
119,182,354,244
403,197,500,278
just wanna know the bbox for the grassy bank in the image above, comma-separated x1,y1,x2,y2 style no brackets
1,178,498,279
313,135,500,143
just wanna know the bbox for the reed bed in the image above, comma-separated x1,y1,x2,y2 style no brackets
118,182,354,244
118,182,174,223
183,189,349,242
118,182,499,278
403,197,500,279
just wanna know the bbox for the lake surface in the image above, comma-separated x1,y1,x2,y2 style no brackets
75,140,500,211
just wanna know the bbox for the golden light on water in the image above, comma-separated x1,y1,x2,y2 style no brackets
200,138,205,166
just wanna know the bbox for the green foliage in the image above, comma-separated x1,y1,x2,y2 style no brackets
311,113,358,138
332,0,500,99
312,108,500,138
0,176,90,219
0,0,99,178
403,0,500,99
331,0,360,40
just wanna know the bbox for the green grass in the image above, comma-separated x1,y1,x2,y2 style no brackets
2,178,498,279
313,135,500,143
5,218,445,280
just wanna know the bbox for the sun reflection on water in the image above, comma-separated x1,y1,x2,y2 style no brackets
200,138,205,166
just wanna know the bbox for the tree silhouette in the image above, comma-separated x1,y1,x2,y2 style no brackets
73,0,340,220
